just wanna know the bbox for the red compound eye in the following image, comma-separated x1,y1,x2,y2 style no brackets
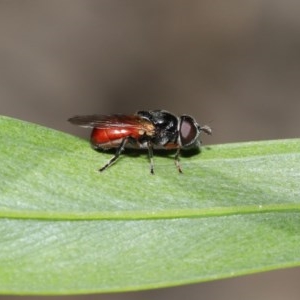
179,115,199,147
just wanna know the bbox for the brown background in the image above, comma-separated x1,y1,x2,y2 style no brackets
0,1,299,299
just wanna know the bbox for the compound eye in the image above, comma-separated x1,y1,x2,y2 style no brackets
180,116,198,147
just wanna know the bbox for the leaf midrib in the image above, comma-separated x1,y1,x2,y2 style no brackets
1,203,300,221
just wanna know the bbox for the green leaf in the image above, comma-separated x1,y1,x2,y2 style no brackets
0,115,300,295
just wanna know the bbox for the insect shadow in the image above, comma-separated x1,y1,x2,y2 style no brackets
94,146,204,160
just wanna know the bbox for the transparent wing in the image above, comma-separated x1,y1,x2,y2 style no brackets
68,114,155,133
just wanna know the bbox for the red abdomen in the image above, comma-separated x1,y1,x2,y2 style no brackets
91,127,140,148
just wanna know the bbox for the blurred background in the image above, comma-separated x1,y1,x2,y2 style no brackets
0,0,299,299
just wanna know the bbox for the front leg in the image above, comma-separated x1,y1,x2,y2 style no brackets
174,148,183,173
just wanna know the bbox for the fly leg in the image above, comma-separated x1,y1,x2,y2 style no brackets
174,148,183,173
99,137,128,172
147,141,155,174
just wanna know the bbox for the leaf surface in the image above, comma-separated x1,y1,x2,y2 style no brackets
0,116,300,294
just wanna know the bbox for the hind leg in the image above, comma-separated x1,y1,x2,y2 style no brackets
99,137,128,172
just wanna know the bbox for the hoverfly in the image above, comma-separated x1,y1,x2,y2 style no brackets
68,110,211,174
